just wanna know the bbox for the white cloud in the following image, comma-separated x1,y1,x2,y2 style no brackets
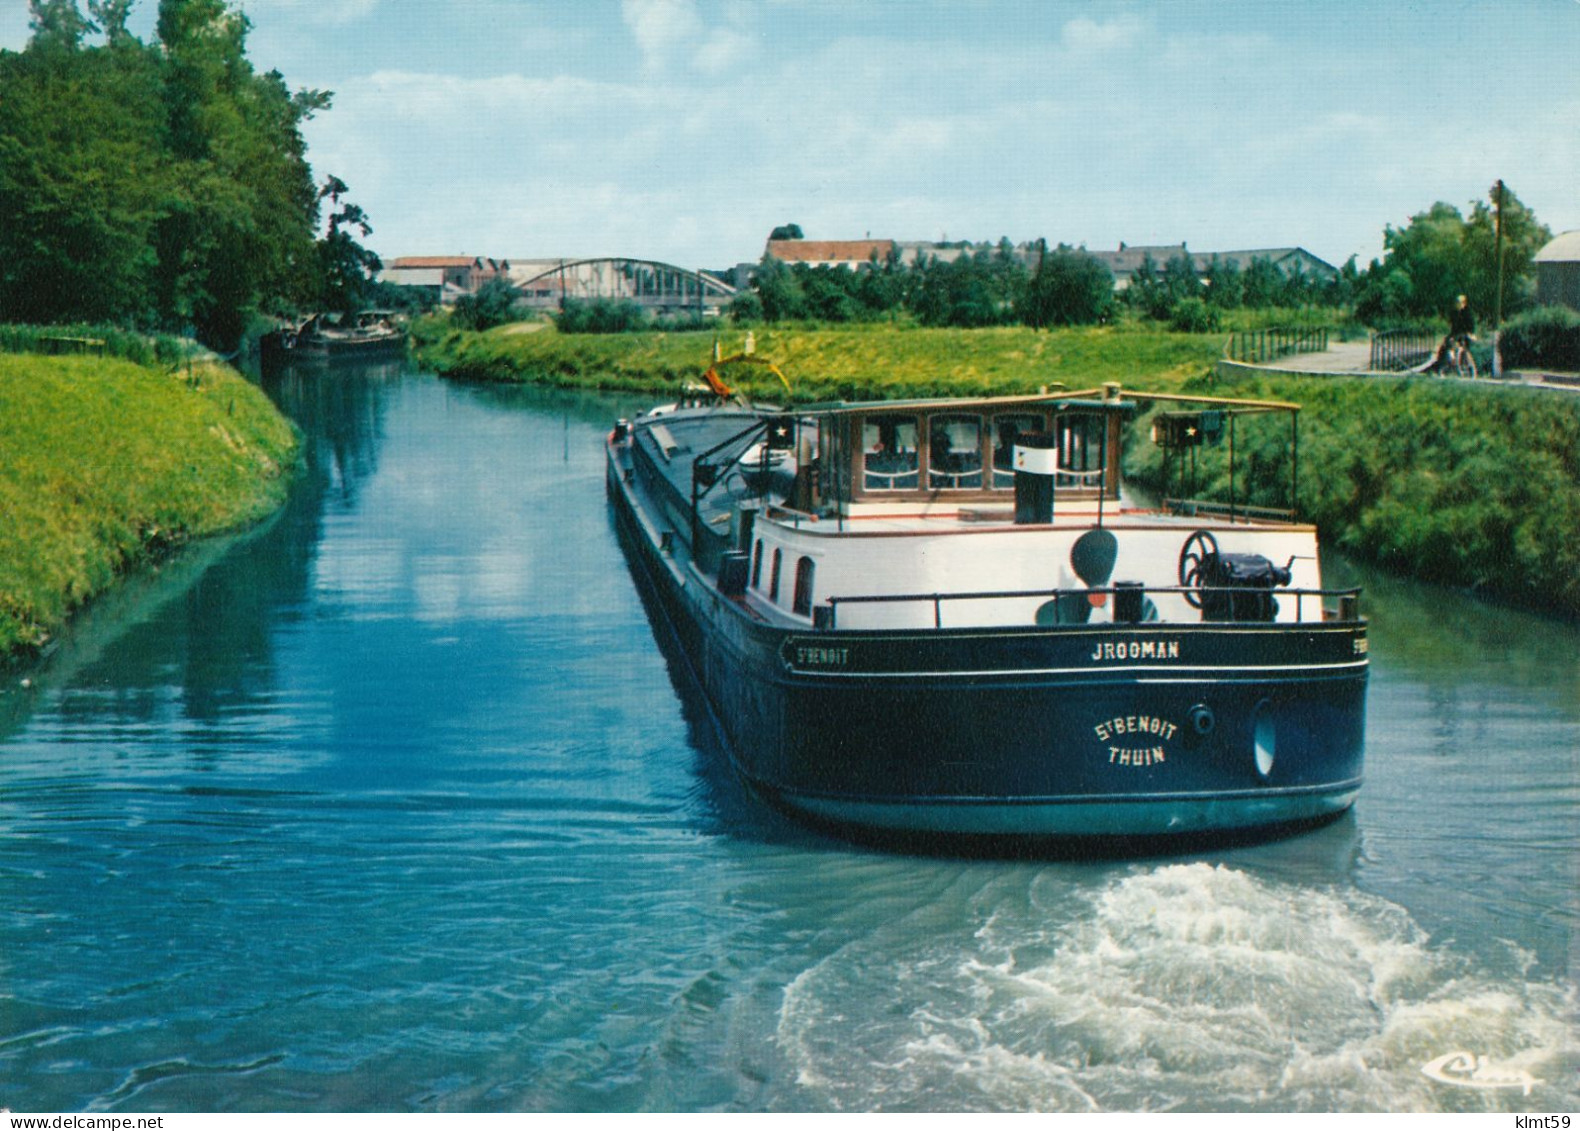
622,0,704,71
694,25,754,74
1059,13,1149,52
354,69,633,120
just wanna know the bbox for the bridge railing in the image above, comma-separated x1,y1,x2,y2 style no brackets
1369,329,1438,371
1224,327,1329,364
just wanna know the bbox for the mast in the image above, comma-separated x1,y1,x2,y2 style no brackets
1494,178,1506,330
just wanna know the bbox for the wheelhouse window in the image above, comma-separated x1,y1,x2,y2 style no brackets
992,413,1045,488
769,548,783,602
861,414,919,491
792,557,815,616
751,539,764,588
1055,412,1108,491
927,414,983,490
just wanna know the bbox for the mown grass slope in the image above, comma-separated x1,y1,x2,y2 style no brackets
416,321,1225,401
0,354,298,658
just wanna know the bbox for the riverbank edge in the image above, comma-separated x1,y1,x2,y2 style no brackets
0,352,302,668
419,322,1580,621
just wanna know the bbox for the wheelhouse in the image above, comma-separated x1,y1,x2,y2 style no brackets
778,386,1132,525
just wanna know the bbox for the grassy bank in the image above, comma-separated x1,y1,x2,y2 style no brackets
0,353,298,659
414,320,1225,400
1127,370,1580,617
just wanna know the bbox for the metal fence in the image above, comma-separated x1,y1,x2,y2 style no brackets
1225,327,1330,364
1369,329,1437,371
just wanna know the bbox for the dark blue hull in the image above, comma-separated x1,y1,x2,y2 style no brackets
608,455,1367,840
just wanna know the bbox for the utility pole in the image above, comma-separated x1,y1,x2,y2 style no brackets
1493,179,1506,376
1494,178,1506,329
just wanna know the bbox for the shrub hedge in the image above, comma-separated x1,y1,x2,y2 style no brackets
1499,306,1580,372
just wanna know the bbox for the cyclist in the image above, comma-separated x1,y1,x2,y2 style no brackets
1428,294,1477,375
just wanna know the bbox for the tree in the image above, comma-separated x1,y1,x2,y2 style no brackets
913,254,1002,328
0,0,346,345
1354,186,1549,326
752,257,805,321
1465,182,1551,320
1201,255,1243,309
0,18,166,325
799,265,857,322
453,277,524,331
315,175,383,314
150,0,324,344
87,0,134,43
1162,249,1202,307
768,223,804,241
1240,256,1285,309
1126,253,1168,319
27,0,95,52
855,249,904,317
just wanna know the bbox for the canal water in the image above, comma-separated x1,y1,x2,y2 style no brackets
1,360,1575,1113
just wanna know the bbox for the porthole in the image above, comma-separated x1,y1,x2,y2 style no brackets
1253,704,1276,779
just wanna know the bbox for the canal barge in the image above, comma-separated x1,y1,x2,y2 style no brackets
264,310,406,361
606,377,1368,841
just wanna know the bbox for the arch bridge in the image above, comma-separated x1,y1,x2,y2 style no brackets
511,257,737,315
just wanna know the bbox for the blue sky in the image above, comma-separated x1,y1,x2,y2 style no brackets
4,1,1577,270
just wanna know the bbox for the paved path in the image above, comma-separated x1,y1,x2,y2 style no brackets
1235,341,1580,391
1263,340,1376,373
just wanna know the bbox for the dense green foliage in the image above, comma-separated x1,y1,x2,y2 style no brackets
0,352,299,657
729,184,1551,338
0,0,374,348
315,175,384,316
450,277,528,332
1500,306,1580,372
730,240,1359,332
1168,296,1219,334
1022,244,1115,329
1356,183,1550,326
0,321,196,366
1126,371,1580,617
554,297,650,334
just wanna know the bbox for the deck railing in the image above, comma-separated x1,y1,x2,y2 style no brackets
1224,327,1329,365
1369,329,1438,371
1162,498,1297,523
818,583,1362,630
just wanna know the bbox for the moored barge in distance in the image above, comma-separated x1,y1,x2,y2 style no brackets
263,310,406,362
606,376,1367,844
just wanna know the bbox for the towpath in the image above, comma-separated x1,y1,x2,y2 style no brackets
1222,338,1580,391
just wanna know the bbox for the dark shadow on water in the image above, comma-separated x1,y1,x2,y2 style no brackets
0,357,403,747
1330,554,1580,717
607,504,848,855
776,806,1361,865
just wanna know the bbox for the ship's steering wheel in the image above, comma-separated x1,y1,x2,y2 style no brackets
1177,530,1218,608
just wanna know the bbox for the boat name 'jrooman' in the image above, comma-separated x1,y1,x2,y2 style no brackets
1090,639,1180,662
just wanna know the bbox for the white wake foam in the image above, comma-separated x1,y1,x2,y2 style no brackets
775,863,1577,1112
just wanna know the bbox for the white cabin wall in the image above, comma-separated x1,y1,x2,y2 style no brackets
745,518,1323,630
